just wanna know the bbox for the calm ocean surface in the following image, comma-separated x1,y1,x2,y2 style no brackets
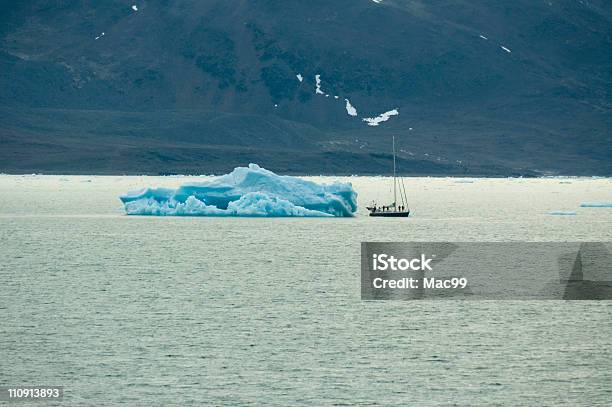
1,175,611,406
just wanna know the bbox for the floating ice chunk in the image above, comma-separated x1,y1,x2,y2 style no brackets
345,99,358,116
580,202,612,208
372,0,383,3
229,193,333,217
296,73,303,82
315,74,324,95
123,193,331,217
124,195,224,216
362,109,399,126
479,34,488,40
120,164,357,217
132,5,138,11
501,46,511,53
549,210,577,216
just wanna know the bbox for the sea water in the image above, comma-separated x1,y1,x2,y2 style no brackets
1,175,611,406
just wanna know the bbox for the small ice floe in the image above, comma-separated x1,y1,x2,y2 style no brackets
345,99,358,116
296,73,303,82
479,34,488,40
548,210,577,216
334,95,339,99
95,32,105,40
274,104,278,107
362,109,399,126
132,5,138,11
580,202,612,208
501,46,512,53
372,0,383,3
325,94,329,97
315,74,324,95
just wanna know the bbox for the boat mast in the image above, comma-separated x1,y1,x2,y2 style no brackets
392,135,397,208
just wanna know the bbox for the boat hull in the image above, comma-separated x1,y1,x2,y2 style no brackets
369,211,410,217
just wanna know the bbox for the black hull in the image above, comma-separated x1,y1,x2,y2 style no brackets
369,211,410,217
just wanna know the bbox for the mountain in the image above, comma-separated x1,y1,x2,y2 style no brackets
1,0,610,175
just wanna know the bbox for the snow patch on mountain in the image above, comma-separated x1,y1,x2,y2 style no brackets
345,99,358,116
362,109,399,126
315,74,324,95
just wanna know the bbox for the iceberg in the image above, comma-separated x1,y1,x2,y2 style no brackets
580,202,612,208
120,164,357,217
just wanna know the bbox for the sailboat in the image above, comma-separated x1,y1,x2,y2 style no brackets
366,135,410,217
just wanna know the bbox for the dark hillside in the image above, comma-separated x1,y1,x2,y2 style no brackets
1,1,610,175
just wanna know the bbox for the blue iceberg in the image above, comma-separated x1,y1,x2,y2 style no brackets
120,164,357,217
580,202,612,208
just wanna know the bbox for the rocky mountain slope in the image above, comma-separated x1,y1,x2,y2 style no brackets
1,0,610,175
